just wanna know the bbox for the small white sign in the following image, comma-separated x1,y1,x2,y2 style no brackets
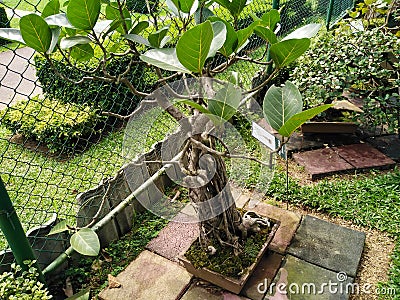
252,121,287,160
252,122,276,151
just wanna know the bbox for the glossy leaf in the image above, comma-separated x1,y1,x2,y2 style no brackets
236,24,255,51
67,0,101,30
45,13,75,28
215,0,246,18
176,21,213,73
93,20,113,35
254,26,277,44
70,228,100,256
48,220,69,235
270,38,310,68
47,27,61,54
140,48,189,73
20,14,52,52
0,28,25,44
278,104,333,137
148,26,169,48
60,35,91,49
70,43,94,61
194,6,214,24
208,83,242,121
282,23,321,41
263,81,303,131
130,21,149,34
178,0,196,13
105,2,132,33
208,17,237,57
261,9,280,30
125,34,151,46
42,0,60,18
176,99,211,115
208,21,226,58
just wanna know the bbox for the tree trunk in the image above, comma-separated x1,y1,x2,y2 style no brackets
183,134,243,253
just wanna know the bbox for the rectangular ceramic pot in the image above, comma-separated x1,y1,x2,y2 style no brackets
178,220,280,294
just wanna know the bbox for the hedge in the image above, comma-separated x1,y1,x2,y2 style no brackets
0,96,104,153
0,6,10,47
34,55,158,115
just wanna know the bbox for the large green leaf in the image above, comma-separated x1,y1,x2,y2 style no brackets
208,21,226,58
215,0,246,18
0,28,25,44
42,0,60,18
140,48,190,73
148,26,170,48
176,21,213,73
175,99,211,115
208,17,237,57
282,23,321,41
278,104,333,137
70,44,94,61
70,228,100,256
254,26,277,44
45,13,75,28
105,2,132,33
178,0,196,13
47,27,61,54
130,21,149,34
263,81,303,132
60,35,91,49
20,14,52,52
261,9,280,30
48,220,68,236
125,34,150,46
270,38,310,68
236,24,254,52
208,83,242,121
194,6,214,24
67,0,101,30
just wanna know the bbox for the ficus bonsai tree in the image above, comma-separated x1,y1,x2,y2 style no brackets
0,0,331,258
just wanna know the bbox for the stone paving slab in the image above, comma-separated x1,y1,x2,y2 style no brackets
241,251,284,300
181,285,251,300
333,143,396,170
366,135,400,161
293,148,355,180
146,212,200,262
98,250,192,300
266,255,354,300
246,202,302,254
287,215,365,278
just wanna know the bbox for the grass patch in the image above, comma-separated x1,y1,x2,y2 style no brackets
0,108,177,249
63,211,169,297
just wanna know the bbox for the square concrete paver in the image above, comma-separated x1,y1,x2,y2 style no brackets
367,135,400,161
293,148,355,180
266,255,354,300
333,143,396,169
246,202,302,254
287,216,365,277
98,250,192,300
181,285,251,300
241,251,284,300
146,212,200,261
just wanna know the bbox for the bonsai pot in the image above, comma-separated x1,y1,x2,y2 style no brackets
178,218,280,294
301,121,358,134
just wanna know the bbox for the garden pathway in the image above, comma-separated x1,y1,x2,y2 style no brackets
98,188,366,300
0,47,42,110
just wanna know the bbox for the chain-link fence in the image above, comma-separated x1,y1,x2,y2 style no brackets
0,0,353,274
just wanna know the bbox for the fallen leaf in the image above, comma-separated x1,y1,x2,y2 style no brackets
108,274,122,289
63,276,74,297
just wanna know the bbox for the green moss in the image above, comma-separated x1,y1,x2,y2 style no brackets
185,224,272,279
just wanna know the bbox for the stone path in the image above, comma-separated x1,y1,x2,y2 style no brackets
0,47,42,110
293,143,396,180
98,189,366,300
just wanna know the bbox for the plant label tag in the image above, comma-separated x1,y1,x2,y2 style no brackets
252,122,287,160
252,122,276,151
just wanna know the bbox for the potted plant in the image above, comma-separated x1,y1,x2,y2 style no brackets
0,0,331,294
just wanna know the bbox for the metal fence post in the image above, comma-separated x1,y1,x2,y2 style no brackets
0,176,45,283
326,0,335,29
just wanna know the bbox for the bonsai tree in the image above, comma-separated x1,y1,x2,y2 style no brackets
0,0,330,257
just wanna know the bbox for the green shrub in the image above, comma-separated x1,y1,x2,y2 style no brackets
0,6,10,47
0,261,52,300
290,27,400,132
0,96,104,152
34,55,158,114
